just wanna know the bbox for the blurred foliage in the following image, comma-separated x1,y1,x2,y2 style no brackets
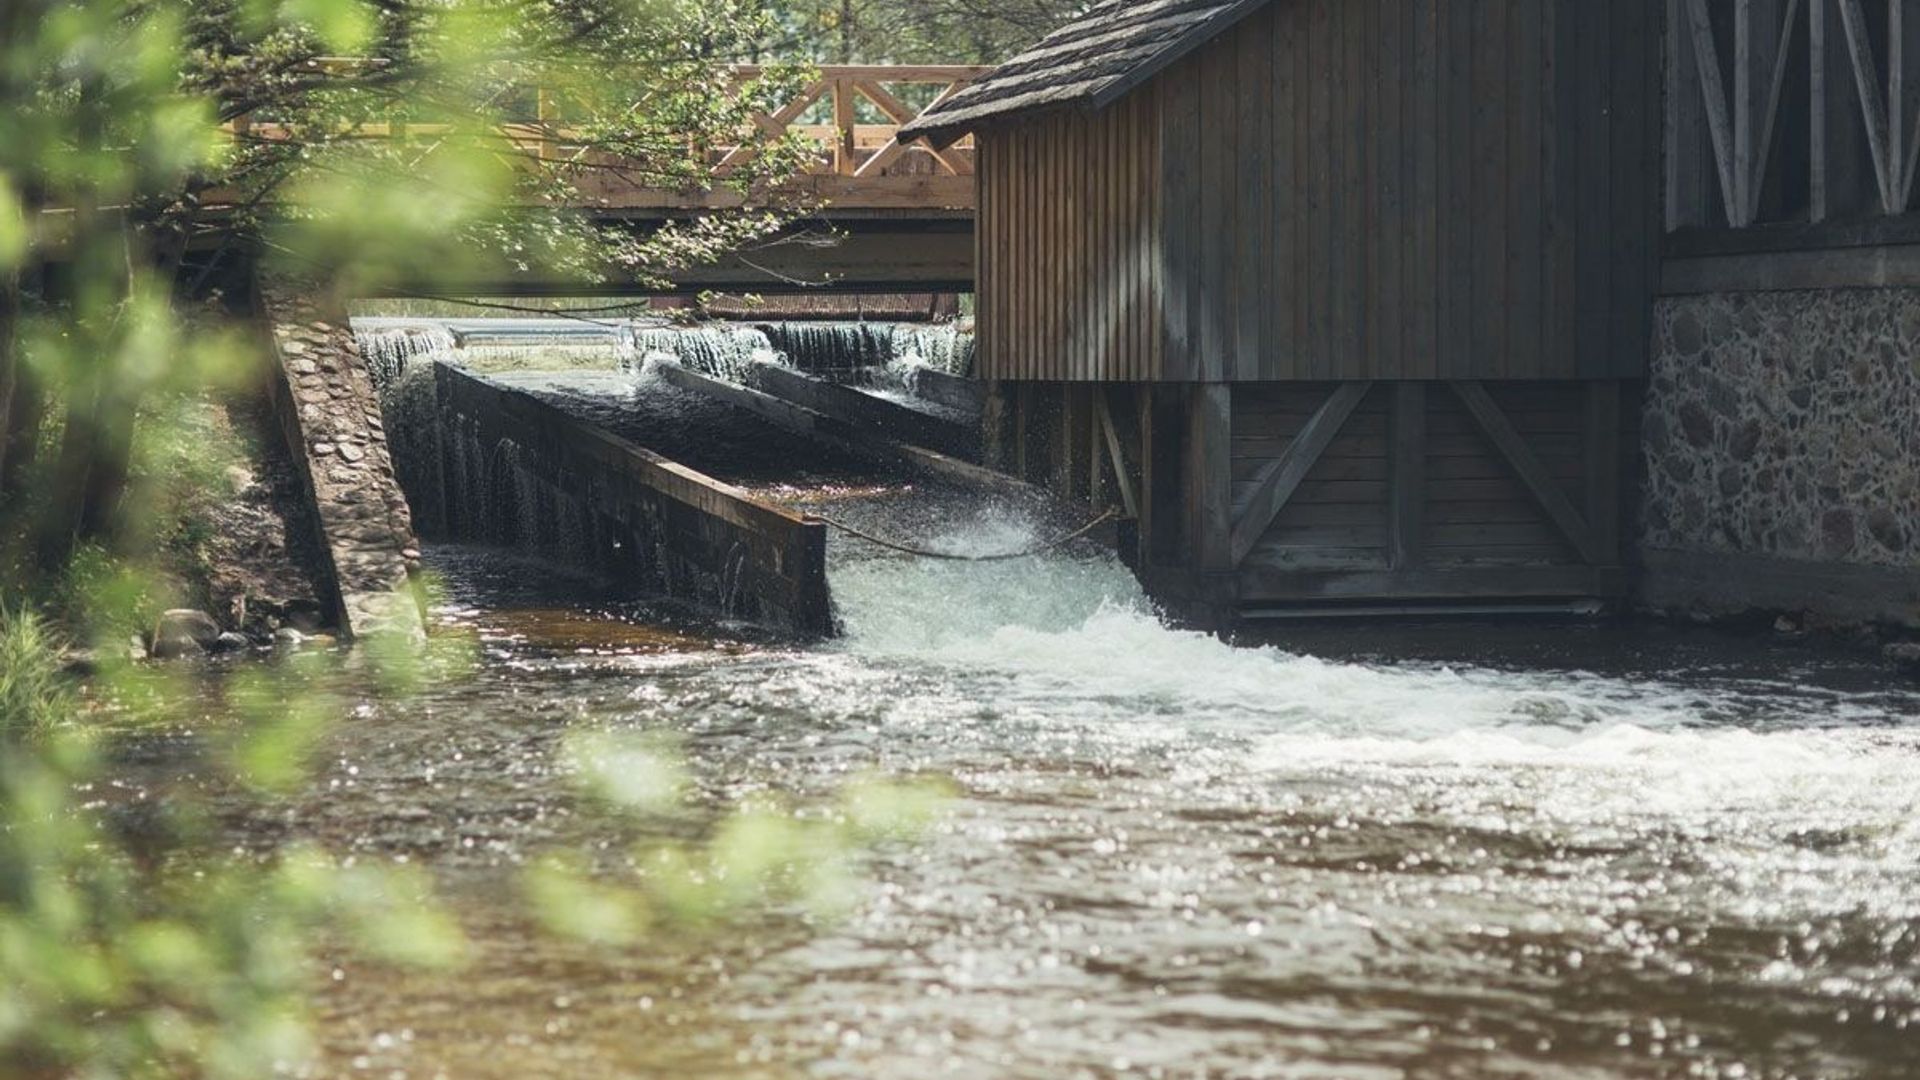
742,0,1086,64
527,734,951,945
0,603,472,1079
0,0,818,585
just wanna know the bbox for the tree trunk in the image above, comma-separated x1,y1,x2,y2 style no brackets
34,370,135,571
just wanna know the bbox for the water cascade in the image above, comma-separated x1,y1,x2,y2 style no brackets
755,322,894,372
354,325,457,390
750,321,974,377
886,323,975,376
616,325,776,381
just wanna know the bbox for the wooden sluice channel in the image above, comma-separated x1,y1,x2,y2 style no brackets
411,356,1076,638
428,363,835,636
649,359,1035,501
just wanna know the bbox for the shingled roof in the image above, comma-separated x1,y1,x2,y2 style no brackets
897,0,1272,143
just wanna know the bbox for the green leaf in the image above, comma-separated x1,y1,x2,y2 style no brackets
281,0,376,54
0,178,25,271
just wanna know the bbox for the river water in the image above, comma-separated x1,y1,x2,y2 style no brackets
286,498,1920,1079
304,336,1920,1077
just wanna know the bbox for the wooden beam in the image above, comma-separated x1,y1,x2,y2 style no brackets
1662,242,1920,291
1450,381,1603,563
853,79,973,176
1096,389,1140,519
1229,380,1370,566
1837,0,1899,211
1238,563,1621,605
715,79,828,176
1584,380,1623,565
1685,0,1744,225
1389,382,1426,570
1812,0,1828,221
1190,384,1234,572
731,65,993,83
832,78,858,176
1750,0,1804,223
1735,0,1753,221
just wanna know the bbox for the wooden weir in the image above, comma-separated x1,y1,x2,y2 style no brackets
651,360,1030,500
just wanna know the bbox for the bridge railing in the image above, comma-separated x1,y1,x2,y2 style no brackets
712,65,989,179
225,64,988,213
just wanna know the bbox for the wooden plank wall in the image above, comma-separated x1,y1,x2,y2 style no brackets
976,86,1164,382
976,0,1660,383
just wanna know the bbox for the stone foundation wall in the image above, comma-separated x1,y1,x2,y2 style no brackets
260,284,425,642
1640,287,1920,626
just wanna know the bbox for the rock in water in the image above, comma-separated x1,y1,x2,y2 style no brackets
212,631,252,653
152,609,221,658
1884,641,1920,675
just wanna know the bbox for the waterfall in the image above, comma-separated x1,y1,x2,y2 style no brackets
755,322,894,373
617,325,776,381
355,325,457,390
888,324,975,377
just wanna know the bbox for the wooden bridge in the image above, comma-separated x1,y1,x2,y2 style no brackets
227,65,987,294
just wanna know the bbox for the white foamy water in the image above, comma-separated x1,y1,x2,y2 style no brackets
823,509,1920,875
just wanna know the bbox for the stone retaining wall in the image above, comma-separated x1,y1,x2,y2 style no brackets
1639,288,1920,626
261,285,425,641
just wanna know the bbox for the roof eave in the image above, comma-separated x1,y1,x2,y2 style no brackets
902,0,1276,142
1084,0,1273,110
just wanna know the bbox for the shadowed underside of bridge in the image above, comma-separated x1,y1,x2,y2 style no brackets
445,216,974,298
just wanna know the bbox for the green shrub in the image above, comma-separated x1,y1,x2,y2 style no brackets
0,604,69,742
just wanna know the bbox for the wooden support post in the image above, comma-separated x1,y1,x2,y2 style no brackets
1584,380,1623,565
1389,382,1426,570
1187,383,1233,573
1014,382,1033,481
537,88,558,161
833,78,858,176
1097,388,1141,520
1181,383,1237,630
1089,384,1105,509
1142,387,1186,567
982,380,1016,473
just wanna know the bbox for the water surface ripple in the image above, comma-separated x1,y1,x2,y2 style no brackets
293,504,1919,1080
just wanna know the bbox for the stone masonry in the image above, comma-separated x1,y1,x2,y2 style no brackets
261,285,425,642
1640,287,1920,624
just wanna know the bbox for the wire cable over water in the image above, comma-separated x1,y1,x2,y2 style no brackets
813,508,1122,562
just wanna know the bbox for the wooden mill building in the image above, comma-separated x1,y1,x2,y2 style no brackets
902,0,1661,625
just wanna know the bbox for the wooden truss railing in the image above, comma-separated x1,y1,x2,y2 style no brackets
1668,0,1920,229
715,65,989,179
